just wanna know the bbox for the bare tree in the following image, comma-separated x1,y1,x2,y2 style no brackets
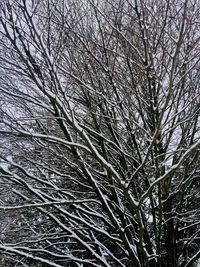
0,0,200,266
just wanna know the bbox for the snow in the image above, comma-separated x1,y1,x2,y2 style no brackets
0,245,63,267
0,161,10,172
0,1,199,267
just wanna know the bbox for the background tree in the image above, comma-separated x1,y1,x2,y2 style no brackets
0,0,200,266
